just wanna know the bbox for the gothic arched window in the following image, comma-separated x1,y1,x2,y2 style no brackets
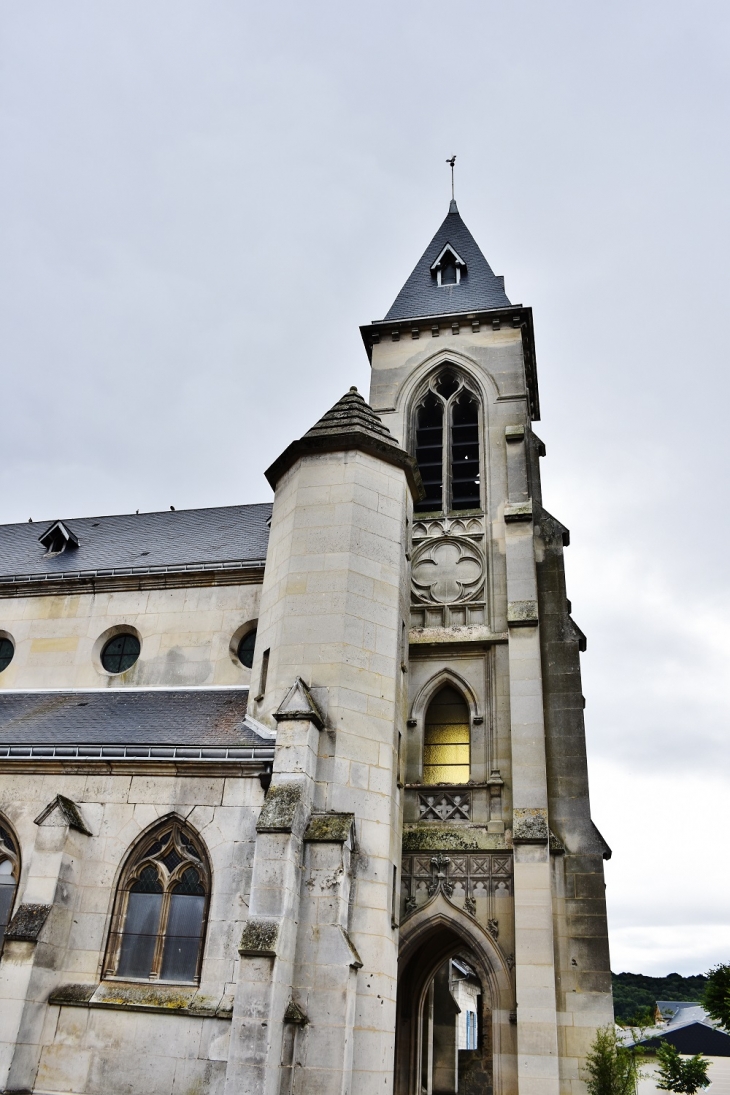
105,819,210,983
0,818,20,953
414,370,481,514
423,686,471,784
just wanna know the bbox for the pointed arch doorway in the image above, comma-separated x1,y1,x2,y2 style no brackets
395,899,515,1095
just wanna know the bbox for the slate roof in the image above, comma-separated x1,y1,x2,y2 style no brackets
0,503,272,581
384,201,512,322
0,688,267,749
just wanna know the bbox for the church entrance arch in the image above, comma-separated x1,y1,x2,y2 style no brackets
395,898,515,1095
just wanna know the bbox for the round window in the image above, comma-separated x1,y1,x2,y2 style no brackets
237,630,257,669
101,633,140,674
0,638,14,673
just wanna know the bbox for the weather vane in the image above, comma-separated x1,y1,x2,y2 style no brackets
446,155,456,200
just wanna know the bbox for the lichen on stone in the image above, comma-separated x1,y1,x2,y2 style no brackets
256,783,302,833
513,809,549,843
402,826,509,852
5,903,52,942
239,918,279,956
48,983,97,1006
304,813,354,843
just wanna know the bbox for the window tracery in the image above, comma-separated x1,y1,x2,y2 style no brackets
0,818,19,953
414,369,481,514
105,819,210,983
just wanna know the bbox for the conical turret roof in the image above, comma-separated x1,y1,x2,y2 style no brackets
265,388,423,500
384,201,510,322
303,387,398,447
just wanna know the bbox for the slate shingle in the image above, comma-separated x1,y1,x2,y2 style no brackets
384,201,511,322
0,503,272,580
0,688,258,746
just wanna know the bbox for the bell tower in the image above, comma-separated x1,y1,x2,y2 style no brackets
361,200,613,1095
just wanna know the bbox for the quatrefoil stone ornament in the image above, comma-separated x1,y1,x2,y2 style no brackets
411,537,484,605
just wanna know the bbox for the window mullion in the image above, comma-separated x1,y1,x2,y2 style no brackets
151,890,171,979
445,395,454,513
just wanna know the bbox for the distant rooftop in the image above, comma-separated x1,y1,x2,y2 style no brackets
383,200,512,322
0,503,272,582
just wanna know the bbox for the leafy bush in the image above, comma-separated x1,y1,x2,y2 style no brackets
583,1026,643,1095
655,1041,710,1094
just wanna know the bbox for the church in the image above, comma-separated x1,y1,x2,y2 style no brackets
0,199,612,1095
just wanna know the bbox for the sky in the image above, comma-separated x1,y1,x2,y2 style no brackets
1,1,729,977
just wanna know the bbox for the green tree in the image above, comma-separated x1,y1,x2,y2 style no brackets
655,1041,710,1094
703,963,730,1031
583,1026,643,1095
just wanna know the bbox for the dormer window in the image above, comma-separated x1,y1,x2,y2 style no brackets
38,520,79,557
431,244,465,288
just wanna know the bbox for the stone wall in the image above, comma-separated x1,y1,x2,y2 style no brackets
0,582,262,689
0,767,264,1094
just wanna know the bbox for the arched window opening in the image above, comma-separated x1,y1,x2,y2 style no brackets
413,369,481,514
0,819,20,952
106,819,210,984
415,395,444,512
423,686,470,784
451,391,480,511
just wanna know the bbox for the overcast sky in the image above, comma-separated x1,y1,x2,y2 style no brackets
2,1,729,977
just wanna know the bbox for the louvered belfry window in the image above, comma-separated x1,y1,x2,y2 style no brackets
414,370,481,514
105,820,209,983
0,819,19,953
423,686,471,784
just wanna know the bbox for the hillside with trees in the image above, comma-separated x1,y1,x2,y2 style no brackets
612,972,707,1023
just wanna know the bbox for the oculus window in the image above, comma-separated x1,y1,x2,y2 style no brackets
237,629,257,669
105,819,210,983
414,369,481,513
0,820,19,953
101,633,140,674
0,638,13,673
423,685,471,784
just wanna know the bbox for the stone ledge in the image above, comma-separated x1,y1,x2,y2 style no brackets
504,501,533,522
239,918,278,957
409,626,508,647
507,601,538,627
304,813,354,843
48,982,233,1019
256,783,302,833
5,903,52,942
402,825,511,853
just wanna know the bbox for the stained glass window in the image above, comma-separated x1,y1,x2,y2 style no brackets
237,630,257,669
101,633,140,674
423,686,470,784
0,638,14,673
0,819,19,954
106,820,209,983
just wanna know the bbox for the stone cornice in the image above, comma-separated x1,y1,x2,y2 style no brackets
360,304,540,422
0,560,265,599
